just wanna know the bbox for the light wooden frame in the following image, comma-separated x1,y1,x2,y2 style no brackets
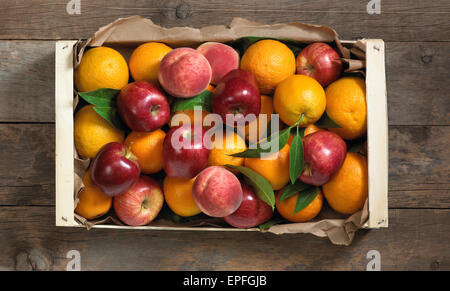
55,39,388,230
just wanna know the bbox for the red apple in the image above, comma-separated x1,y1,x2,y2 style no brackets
117,81,170,132
299,130,347,186
296,42,342,87
90,142,140,196
193,166,243,217
224,180,273,228
212,69,261,126
113,175,164,226
163,125,211,178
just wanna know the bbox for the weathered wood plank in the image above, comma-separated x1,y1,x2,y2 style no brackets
0,40,449,125
385,42,450,126
0,41,55,122
0,206,447,270
0,124,54,207
0,1,449,41
0,124,448,208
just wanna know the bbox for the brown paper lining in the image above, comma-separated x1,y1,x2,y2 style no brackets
72,16,368,246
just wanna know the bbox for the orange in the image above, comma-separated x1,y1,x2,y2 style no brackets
124,129,166,174
208,130,247,170
325,77,367,140
276,190,324,223
240,39,296,94
274,74,326,126
75,46,129,92
304,124,322,136
74,105,125,159
237,95,274,144
75,171,112,220
323,152,368,215
163,176,201,217
244,134,293,190
129,42,172,84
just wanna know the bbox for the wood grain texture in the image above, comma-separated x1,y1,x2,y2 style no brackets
385,42,450,126
0,41,449,124
0,41,54,122
0,124,54,206
0,206,448,270
0,124,448,208
0,1,449,41
0,1,449,271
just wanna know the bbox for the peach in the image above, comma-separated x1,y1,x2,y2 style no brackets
197,42,240,84
192,166,243,217
158,48,212,98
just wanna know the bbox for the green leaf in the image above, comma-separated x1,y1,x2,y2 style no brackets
78,88,127,132
293,186,320,215
78,88,120,107
93,107,128,132
171,90,213,113
348,138,366,153
315,112,342,128
225,165,275,210
289,127,304,184
259,218,285,231
230,125,291,158
279,180,310,204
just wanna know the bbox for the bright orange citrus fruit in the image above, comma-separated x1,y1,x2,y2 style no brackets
325,77,367,140
124,129,166,174
129,42,172,84
244,134,293,190
163,176,201,217
74,105,125,159
75,46,129,92
75,171,112,220
304,124,322,136
323,152,368,215
276,190,323,223
274,74,326,126
208,130,247,170
240,39,296,94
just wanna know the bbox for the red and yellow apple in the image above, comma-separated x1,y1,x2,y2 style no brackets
113,175,164,226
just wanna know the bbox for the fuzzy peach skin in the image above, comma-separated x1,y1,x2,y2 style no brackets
192,166,243,217
197,42,240,84
158,48,212,98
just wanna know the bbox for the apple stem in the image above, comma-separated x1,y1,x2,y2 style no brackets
232,107,243,115
303,163,312,176
124,145,136,161
141,198,149,210
151,105,161,117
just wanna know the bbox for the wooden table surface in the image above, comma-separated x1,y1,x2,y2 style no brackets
0,1,449,271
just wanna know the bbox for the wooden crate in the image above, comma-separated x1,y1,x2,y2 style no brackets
55,39,388,231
